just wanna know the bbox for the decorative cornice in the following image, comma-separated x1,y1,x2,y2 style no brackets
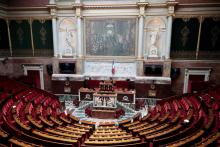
3,16,52,20
166,1,178,7
46,4,56,9
72,3,83,8
171,59,220,63
147,3,167,8
6,6,48,11
178,3,220,8
83,3,137,9
137,2,148,7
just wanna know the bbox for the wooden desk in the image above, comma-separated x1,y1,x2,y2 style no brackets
79,87,135,104
91,109,116,119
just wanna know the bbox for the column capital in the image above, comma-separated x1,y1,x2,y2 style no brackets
138,14,145,18
47,4,57,17
166,1,178,16
73,4,83,17
137,2,148,16
166,0,178,6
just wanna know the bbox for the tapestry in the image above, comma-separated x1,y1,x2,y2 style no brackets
0,18,10,57
199,17,220,59
171,18,199,59
9,19,32,56
32,19,53,56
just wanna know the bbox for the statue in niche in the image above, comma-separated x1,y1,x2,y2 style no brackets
148,31,159,58
64,28,76,56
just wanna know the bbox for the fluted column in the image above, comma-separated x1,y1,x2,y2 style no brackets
75,2,83,57
165,15,172,59
138,15,144,58
52,16,58,57
48,4,59,57
166,0,178,59
137,2,148,59
77,16,82,57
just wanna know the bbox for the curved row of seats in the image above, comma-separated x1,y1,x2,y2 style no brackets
0,77,92,146
0,76,219,147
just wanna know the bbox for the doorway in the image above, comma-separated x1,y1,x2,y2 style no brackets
23,64,44,90
183,68,211,93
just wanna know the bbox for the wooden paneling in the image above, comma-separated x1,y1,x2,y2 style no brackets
134,83,171,98
52,81,84,95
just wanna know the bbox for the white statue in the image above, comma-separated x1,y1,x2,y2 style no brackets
64,29,75,56
148,31,159,58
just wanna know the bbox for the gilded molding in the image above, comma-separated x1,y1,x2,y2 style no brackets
147,3,167,8
6,7,48,12
83,4,137,9
166,1,179,7
6,19,12,56
178,3,220,8
73,3,83,8
29,18,35,56
5,17,52,20
196,16,203,60
174,15,220,19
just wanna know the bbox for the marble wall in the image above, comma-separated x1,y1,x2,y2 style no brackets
84,61,136,77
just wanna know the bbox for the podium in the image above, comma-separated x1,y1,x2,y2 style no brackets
91,108,116,119
93,93,117,108
81,81,132,119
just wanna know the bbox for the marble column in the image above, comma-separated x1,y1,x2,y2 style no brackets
77,16,82,57
165,15,172,59
138,15,144,59
52,17,59,57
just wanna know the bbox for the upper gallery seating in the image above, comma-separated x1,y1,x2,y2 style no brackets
0,76,219,147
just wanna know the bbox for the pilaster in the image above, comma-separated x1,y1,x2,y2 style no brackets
73,2,83,58
165,0,178,59
48,4,59,57
137,2,148,59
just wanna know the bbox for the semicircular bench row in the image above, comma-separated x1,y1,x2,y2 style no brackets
0,77,220,147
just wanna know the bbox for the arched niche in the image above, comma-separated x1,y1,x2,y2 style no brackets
58,17,77,58
144,17,166,59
